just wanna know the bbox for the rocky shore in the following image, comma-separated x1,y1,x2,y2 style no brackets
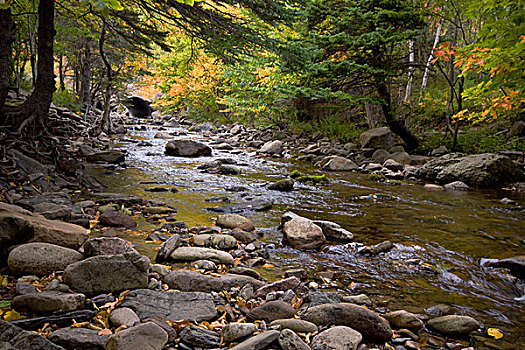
1,104,524,350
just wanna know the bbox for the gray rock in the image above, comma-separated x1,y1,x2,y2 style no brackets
0,320,65,350
283,217,325,250
7,149,54,176
254,277,300,299
121,289,217,322
269,319,318,333
360,127,395,150
32,203,73,221
321,156,358,171
308,292,343,307
371,149,391,164
216,214,255,231
155,234,181,263
284,269,307,280
389,151,412,165
426,315,481,336
8,243,83,276
383,159,404,171
86,150,126,164
301,303,392,342
248,300,296,322
109,307,140,327
424,184,444,191
260,140,283,155
313,220,353,242
229,330,280,350
154,132,173,139
222,323,258,342
15,282,37,295
150,264,170,277
164,269,264,293
191,259,217,271
169,246,235,264
165,140,212,157
0,203,88,251
180,327,220,348
142,206,176,214
12,292,85,314
99,211,137,228
384,310,424,331
341,294,372,306
444,181,469,191
416,153,524,188
431,145,449,156
218,165,241,175
193,234,238,250
106,322,168,350
267,179,295,192
83,237,137,257
507,120,525,138
278,329,310,350
63,252,149,296
311,326,362,350
49,327,108,350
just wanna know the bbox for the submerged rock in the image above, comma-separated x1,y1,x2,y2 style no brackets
484,256,525,280
216,214,255,231
267,178,295,191
86,150,126,164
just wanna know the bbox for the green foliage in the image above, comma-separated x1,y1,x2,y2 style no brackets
292,116,366,142
53,89,80,111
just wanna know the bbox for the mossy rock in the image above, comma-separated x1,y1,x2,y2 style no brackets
296,174,329,185
289,170,302,179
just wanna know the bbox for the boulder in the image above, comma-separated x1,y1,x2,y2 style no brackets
260,140,283,155
109,307,140,327
313,220,353,242
371,149,391,164
12,292,85,314
86,151,125,164
484,256,525,280
99,211,137,228
229,330,280,350
83,237,137,257
165,140,212,157
0,320,65,350
416,153,524,188
123,96,152,118
164,269,264,293
222,323,258,342
267,179,295,192
155,234,182,263
49,327,108,350
301,303,392,342
180,326,220,348
321,156,358,171
312,326,362,350
359,127,395,150
426,315,481,336
0,203,88,252
106,322,168,350
193,234,238,250
390,151,412,165
7,149,54,176
279,329,310,350
282,217,325,250
8,243,83,276
247,300,296,322
384,310,424,331
444,181,469,191
169,246,235,265
341,294,372,306
63,252,149,296
121,289,217,322
216,214,255,231
383,159,404,171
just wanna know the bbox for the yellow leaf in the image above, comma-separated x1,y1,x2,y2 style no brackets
487,328,503,339
98,329,113,336
261,263,274,268
4,309,21,321
71,321,89,328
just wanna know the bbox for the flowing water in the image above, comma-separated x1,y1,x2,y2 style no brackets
86,124,525,348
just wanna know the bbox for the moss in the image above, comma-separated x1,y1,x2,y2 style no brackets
296,174,329,184
289,170,302,179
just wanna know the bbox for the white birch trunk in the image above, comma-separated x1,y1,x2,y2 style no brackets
404,40,415,103
419,16,444,102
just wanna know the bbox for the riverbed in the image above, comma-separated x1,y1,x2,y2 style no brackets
86,123,525,347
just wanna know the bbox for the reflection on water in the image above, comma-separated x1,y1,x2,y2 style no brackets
86,125,525,346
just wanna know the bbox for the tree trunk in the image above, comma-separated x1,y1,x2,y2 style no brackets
16,0,56,133
376,77,420,150
0,8,13,115
404,40,415,103
27,15,38,87
80,38,92,117
98,19,113,134
419,16,444,102
58,56,65,91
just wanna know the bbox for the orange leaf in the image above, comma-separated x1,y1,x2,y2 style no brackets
98,329,112,336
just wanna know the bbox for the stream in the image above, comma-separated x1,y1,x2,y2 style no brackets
86,123,525,347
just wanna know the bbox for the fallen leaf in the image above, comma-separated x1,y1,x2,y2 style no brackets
98,329,112,336
261,263,274,268
3,309,21,321
487,328,503,339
